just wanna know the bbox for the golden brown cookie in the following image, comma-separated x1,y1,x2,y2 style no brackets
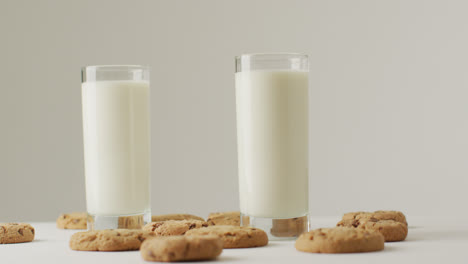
337,218,408,242
69,229,156,251
143,220,208,236
0,223,35,244
57,212,87,229
152,214,205,222
140,235,223,262
373,211,407,225
295,227,384,253
342,211,407,225
207,211,240,226
185,225,268,248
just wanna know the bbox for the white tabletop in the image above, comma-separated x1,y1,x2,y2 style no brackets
1,217,467,264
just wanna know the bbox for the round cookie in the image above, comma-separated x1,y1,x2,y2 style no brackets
143,220,208,236
70,229,156,251
185,225,268,248
57,212,87,229
337,218,408,242
0,223,35,244
152,214,205,222
206,211,240,226
295,227,384,253
140,235,223,262
342,211,407,225
372,211,407,225
341,211,367,221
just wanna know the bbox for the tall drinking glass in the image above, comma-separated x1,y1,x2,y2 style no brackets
235,54,309,240
81,65,151,230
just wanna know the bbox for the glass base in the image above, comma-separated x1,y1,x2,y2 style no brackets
87,211,151,230
241,213,309,241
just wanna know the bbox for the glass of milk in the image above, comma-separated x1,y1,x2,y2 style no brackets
235,54,309,240
81,65,151,230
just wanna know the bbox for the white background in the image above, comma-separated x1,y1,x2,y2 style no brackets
1,0,468,221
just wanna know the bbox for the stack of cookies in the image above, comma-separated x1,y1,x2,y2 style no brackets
64,211,267,262
140,212,268,261
67,213,224,261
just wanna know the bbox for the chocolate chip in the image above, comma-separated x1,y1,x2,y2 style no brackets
352,220,360,228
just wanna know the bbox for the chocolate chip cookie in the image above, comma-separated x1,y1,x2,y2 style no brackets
152,214,205,222
143,220,208,236
206,211,240,226
342,210,407,225
69,229,156,251
338,210,408,241
337,218,408,242
140,235,223,262
57,212,87,229
0,223,35,244
185,225,268,248
295,227,385,253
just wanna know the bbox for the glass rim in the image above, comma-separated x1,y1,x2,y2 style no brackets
235,53,308,60
81,65,149,72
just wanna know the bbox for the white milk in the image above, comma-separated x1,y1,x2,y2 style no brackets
236,70,309,218
82,81,150,216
